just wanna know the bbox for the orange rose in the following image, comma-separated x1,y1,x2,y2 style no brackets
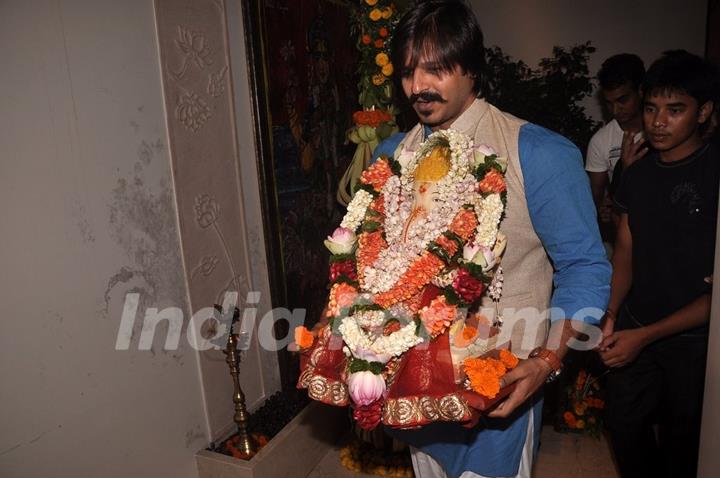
362,34,372,45
379,27,388,38
563,411,576,427
374,39,384,49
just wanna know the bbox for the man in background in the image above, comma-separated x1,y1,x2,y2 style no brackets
585,54,646,238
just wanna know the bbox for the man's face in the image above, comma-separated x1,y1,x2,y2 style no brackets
601,82,642,128
401,55,476,131
643,90,712,161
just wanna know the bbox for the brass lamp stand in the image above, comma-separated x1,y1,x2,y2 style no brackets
223,308,256,456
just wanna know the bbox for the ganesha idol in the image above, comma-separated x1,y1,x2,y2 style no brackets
296,129,519,430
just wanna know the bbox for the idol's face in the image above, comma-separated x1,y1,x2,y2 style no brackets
643,90,712,161
601,82,642,128
400,53,477,131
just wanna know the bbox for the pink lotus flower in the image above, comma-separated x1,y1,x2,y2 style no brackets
348,371,386,406
324,227,357,255
475,144,497,157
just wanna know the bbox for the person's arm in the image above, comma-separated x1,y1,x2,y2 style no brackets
600,294,711,368
598,212,632,343
489,125,611,418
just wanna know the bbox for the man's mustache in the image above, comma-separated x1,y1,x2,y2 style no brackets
409,91,447,104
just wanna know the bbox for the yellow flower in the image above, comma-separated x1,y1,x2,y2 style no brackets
365,0,378,5
382,62,394,76
369,8,382,21
375,52,389,67
576,419,585,429
382,7,393,19
372,74,386,85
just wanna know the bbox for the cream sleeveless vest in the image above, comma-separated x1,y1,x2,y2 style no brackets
395,99,554,358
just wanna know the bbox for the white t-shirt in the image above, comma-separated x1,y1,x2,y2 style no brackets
585,119,623,182
585,119,644,182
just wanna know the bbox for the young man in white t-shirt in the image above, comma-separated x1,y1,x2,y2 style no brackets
586,54,646,225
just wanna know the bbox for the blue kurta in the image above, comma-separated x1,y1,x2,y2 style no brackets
371,124,611,477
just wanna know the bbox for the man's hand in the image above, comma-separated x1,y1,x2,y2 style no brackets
620,130,648,168
598,328,649,367
487,358,551,418
596,310,616,352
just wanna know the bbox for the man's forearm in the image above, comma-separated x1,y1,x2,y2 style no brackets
642,294,711,343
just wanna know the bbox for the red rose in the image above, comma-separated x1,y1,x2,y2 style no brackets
329,260,357,282
352,400,383,430
452,268,485,304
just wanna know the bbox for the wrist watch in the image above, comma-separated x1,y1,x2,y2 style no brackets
528,347,563,383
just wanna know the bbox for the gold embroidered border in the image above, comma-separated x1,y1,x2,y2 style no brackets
383,392,472,428
298,330,349,406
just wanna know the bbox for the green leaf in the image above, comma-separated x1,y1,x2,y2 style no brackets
362,220,382,233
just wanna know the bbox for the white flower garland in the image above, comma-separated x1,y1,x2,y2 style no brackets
340,189,374,231
338,315,423,360
474,193,504,248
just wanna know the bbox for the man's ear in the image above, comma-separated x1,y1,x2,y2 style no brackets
699,100,714,124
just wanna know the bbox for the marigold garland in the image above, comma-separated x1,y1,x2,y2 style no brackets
327,282,359,318
373,252,445,308
478,168,507,194
360,157,394,192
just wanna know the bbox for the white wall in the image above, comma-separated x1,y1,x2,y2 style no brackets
470,0,707,122
0,1,207,476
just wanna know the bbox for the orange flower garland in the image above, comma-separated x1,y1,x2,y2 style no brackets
448,207,479,239
478,168,506,194
360,157,394,192
353,109,392,128
499,348,520,369
373,252,445,308
357,230,387,285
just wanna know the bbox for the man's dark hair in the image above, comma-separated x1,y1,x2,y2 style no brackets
597,53,645,90
390,0,486,95
643,50,720,107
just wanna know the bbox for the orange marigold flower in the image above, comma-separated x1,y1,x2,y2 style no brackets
478,169,506,194
448,208,479,240
576,419,585,429
463,357,507,398
375,52,389,67
420,296,457,338
369,8,382,21
574,402,587,417
372,74,386,86
374,39,384,49
382,62,394,77
381,7,392,19
365,0,378,6
499,349,519,369
379,27,388,38
374,253,444,308
294,326,315,349
360,157,394,192
362,34,372,45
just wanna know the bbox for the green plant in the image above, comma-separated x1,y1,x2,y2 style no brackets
484,42,601,152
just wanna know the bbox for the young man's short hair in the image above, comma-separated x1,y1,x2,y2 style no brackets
643,50,720,107
390,0,487,95
597,53,645,91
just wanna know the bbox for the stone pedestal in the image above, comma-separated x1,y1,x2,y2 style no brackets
196,402,348,478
